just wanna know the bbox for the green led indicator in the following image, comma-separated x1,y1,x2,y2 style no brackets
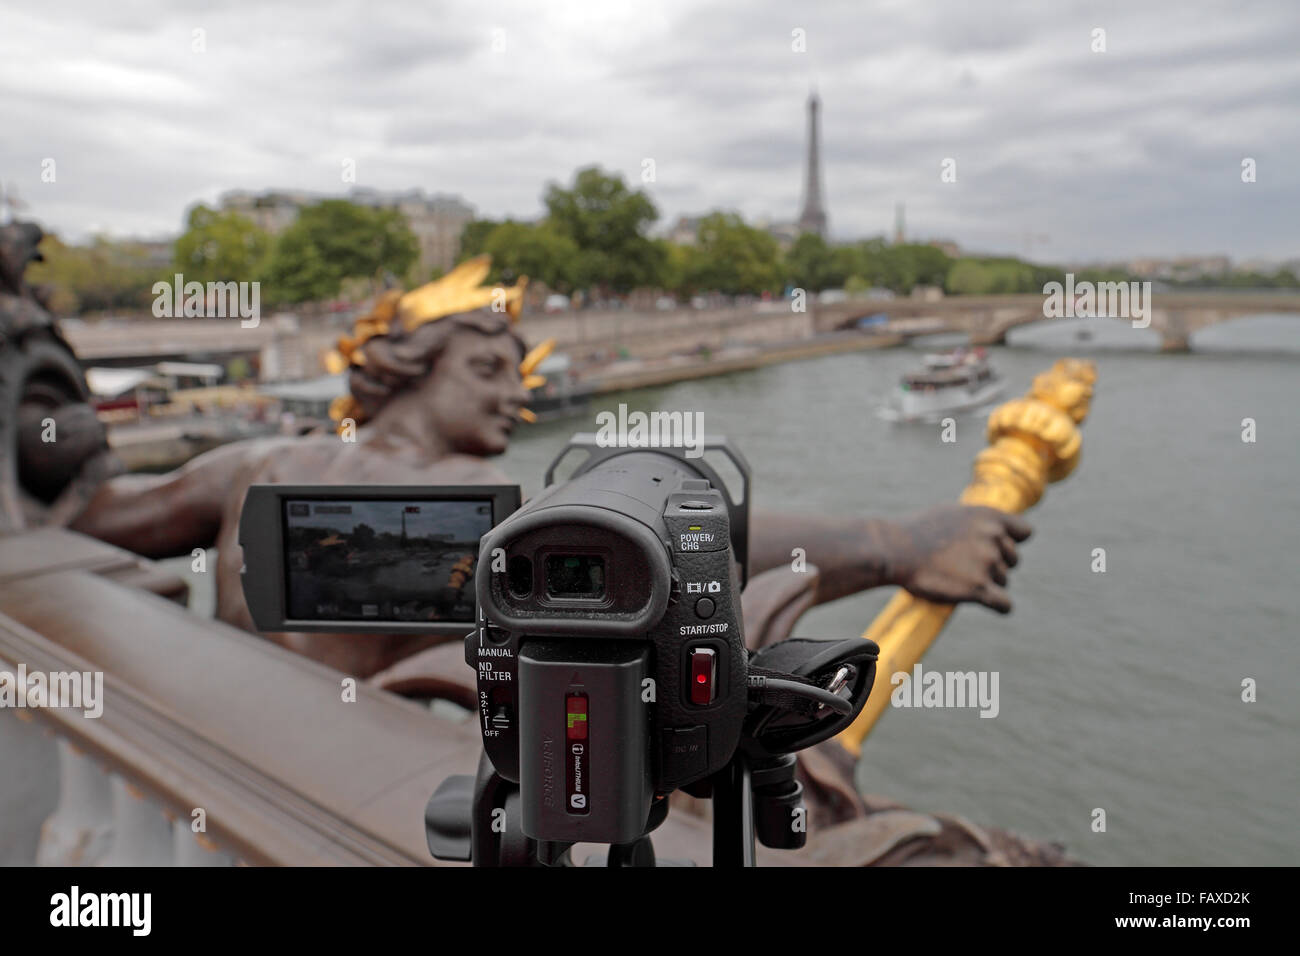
567,712,587,729
688,525,702,531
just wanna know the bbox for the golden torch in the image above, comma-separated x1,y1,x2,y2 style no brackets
839,358,1098,755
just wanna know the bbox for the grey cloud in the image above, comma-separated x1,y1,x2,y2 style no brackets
1,0,1296,262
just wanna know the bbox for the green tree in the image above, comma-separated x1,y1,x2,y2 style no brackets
838,239,888,290
1071,267,1140,287
173,205,272,283
480,220,581,291
28,234,164,314
688,212,783,295
264,200,419,303
543,166,664,293
901,244,953,288
851,243,953,295
457,219,500,261
945,258,994,295
784,232,837,292
944,257,1040,295
658,240,692,297
827,246,861,289
783,233,858,292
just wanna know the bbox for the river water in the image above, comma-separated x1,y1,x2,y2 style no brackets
499,313,1300,866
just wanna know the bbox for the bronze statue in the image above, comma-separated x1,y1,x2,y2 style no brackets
1,244,1032,677
0,221,122,533
3,230,1066,863
69,260,541,674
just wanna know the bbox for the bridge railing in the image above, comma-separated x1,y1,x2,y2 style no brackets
0,528,482,866
0,528,737,866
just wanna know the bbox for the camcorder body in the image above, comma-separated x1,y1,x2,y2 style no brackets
471,439,751,845
239,434,878,866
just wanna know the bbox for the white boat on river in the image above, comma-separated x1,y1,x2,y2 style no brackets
878,348,1005,422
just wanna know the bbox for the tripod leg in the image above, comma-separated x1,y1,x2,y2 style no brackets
469,751,536,866
606,836,657,867
711,755,756,867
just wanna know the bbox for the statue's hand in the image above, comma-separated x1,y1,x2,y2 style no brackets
892,505,1032,613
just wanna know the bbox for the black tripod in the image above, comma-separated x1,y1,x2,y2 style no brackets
426,748,806,866
425,634,876,867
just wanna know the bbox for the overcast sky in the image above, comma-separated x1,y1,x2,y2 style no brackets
1,0,1296,263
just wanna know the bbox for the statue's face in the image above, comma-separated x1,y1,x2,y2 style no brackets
420,328,531,456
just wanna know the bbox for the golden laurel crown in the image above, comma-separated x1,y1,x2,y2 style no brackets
325,255,555,428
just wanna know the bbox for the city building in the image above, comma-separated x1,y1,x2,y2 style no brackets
666,215,702,245
1126,256,1233,281
349,188,474,277
218,188,475,275
219,190,314,235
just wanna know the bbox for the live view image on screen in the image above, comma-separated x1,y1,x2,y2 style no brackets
283,499,493,623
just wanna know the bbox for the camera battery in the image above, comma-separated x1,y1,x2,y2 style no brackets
518,641,652,845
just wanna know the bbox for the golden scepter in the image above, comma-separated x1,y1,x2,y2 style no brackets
838,358,1098,755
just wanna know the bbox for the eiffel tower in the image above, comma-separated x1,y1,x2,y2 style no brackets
796,92,828,238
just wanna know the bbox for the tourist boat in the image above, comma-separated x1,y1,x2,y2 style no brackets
877,348,1005,422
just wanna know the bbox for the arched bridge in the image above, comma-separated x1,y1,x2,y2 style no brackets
817,292,1300,351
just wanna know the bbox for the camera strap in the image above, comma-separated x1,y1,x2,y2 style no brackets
743,637,879,757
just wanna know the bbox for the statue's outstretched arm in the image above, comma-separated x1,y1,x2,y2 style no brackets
68,439,255,558
748,505,1031,613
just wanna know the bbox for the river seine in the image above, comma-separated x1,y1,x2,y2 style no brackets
500,313,1299,865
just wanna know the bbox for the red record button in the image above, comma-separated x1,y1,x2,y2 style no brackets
566,695,588,741
689,647,717,705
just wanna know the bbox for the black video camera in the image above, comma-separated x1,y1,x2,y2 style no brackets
238,434,879,866
470,435,752,847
